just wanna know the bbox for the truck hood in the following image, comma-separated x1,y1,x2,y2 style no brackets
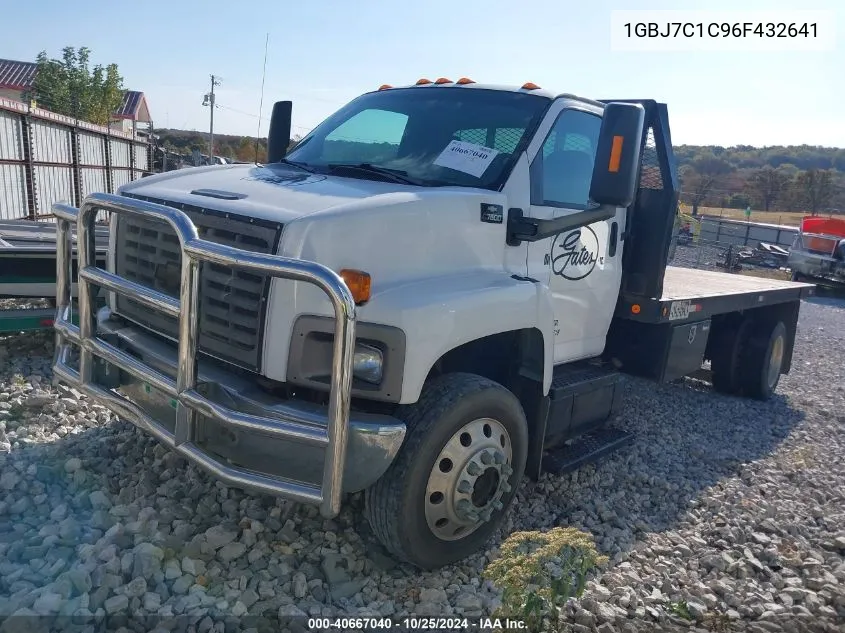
119,163,438,224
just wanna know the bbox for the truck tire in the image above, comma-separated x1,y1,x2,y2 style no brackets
736,320,787,400
364,373,528,569
710,318,751,395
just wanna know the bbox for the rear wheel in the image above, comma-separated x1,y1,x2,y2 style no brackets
710,316,787,400
737,320,787,400
364,373,528,569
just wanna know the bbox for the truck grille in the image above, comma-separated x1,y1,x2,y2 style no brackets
113,195,283,371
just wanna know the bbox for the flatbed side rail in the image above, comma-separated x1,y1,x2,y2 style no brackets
52,192,357,518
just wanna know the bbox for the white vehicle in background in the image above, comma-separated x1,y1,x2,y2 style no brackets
51,78,813,569
788,215,845,289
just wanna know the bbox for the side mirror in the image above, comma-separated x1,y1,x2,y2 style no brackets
589,102,645,208
267,100,293,164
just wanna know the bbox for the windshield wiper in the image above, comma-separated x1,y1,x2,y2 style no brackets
276,158,315,173
327,163,424,186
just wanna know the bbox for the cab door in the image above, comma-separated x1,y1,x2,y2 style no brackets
524,101,627,364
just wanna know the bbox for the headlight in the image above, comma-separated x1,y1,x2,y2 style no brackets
353,343,383,384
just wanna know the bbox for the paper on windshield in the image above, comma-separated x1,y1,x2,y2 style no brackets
433,140,500,178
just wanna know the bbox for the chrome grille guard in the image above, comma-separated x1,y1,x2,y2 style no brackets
52,192,357,518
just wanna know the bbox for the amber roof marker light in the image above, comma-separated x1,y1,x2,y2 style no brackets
378,84,393,90
521,82,541,90
415,78,433,85
456,77,476,85
434,77,453,84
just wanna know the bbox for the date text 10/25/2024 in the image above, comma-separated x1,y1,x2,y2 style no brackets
305,617,528,631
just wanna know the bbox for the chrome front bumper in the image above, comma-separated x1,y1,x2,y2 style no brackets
52,193,403,518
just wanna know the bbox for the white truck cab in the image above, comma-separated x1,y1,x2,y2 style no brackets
52,79,810,569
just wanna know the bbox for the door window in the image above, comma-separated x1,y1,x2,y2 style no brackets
531,109,601,209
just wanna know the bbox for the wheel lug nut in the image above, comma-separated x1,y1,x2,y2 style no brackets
501,482,512,493
480,451,493,465
457,480,472,494
493,452,505,465
467,510,480,523
467,461,482,476
457,498,472,512
493,500,503,511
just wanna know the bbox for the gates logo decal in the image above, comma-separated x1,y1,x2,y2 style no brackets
551,227,600,280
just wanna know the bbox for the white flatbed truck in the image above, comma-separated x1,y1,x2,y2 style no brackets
50,79,814,569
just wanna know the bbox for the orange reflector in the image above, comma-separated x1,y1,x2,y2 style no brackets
608,135,624,173
456,77,475,85
378,84,392,90
631,304,641,315
434,77,452,84
340,269,372,304
521,82,541,90
40,318,54,327
416,78,432,85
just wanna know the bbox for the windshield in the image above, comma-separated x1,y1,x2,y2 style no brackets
284,88,550,189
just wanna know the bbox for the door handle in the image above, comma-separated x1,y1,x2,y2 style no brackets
609,221,619,257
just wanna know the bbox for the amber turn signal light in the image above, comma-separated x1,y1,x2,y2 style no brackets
340,269,372,304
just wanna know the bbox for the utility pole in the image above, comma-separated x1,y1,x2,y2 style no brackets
202,75,221,164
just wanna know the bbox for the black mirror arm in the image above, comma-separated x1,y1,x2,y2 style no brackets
506,205,617,246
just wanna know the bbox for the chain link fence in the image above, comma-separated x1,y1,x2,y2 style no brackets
666,212,795,278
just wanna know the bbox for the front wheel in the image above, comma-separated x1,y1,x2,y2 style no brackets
364,373,528,569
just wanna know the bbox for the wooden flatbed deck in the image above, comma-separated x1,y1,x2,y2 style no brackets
618,265,816,324
661,266,803,301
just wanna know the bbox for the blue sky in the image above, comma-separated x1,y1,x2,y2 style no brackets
4,0,843,147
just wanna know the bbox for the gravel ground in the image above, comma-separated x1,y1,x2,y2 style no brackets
0,297,843,633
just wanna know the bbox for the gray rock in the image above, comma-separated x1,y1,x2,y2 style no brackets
0,471,19,491
218,542,246,562
63,458,83,474
321,553,350,585
330,580,366,601
103,594,128,614
454,592,483,610
204,526,237,550
164,559,182,580
292,572,307,599
171,574,194,595
419,587,448,604
686,600,708,621
132,543,164,579
32,592,63,615
124,577,147,598
88,490,111,509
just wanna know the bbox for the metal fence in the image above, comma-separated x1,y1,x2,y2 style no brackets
0,97,153,221
667,214,794,275
697,215,798,248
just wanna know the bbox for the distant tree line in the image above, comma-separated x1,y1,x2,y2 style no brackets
676,145,844,216
154,129,303,163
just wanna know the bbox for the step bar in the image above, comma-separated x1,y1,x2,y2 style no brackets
52,192,357,518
